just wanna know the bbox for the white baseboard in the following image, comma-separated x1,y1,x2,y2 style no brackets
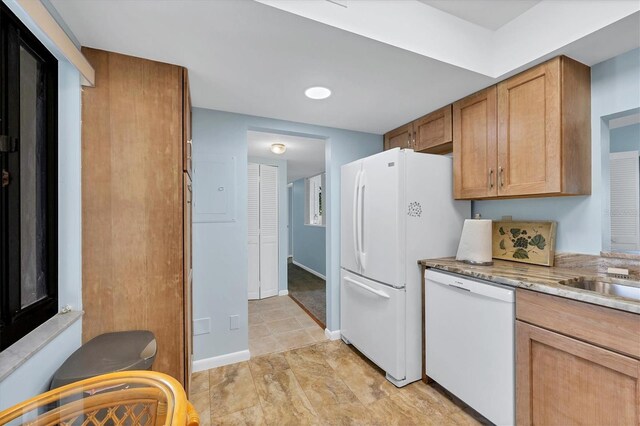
324,329,341,341
292,260,326,280
193,350,250,372
278,290,289,296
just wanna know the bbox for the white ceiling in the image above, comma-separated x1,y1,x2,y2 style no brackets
418,0,540,30
51,0,640,135
247,131,325,183
51,0,493,134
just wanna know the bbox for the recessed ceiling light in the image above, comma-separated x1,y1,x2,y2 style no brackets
305,86,332,100
270,143,286,154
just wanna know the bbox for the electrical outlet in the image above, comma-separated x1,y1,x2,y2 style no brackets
502,215,513,221
229,315,239,330
193,318,211,336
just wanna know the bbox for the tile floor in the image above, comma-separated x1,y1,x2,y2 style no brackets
190,340,486,425
248,295,328,358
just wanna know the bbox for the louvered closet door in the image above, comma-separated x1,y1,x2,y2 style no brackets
248,163,260,300
259,165,279,298
610,151,640,251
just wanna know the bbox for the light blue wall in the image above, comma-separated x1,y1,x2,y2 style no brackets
0,321,81,409
611,123,640,153
192,108,381,362
248,156,288,292
288,185,293,257
0,6,83,407
474,48,640,255
291,178,326,277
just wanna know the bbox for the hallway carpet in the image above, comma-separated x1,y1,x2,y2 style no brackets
288,262,326,326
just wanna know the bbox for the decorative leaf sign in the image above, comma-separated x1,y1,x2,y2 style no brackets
493,221,556,266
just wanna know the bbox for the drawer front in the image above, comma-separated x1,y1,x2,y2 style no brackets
516,289,640,359
340,269,406,380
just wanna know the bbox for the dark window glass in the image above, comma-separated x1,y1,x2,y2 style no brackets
1,3,58,350
20,45,48,309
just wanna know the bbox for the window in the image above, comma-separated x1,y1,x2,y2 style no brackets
305,173,325,226
0,4,58,350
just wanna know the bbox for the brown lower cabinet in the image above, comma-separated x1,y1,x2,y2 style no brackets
516,289,640,425
81,48,193,392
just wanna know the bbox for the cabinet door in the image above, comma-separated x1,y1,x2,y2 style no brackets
183,68,192,177
453,87,497,199
497,59,561,196
414,105,452,154
384,123,413,150
81,48,185,384
183,173,193,395
516,321,640,426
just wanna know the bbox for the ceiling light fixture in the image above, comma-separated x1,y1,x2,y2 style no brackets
305,86,332,100
270,143,286,154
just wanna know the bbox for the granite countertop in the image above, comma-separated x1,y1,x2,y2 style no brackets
419,257,640,314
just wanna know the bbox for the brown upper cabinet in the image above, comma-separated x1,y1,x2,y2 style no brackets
413,105,453,154
493,56,591,199
455,56,591,199
386,55,591,200
384,122,414,150
384,106,453,154
453,86,497,199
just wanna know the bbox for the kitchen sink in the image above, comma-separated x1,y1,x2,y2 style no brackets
559,278,640,302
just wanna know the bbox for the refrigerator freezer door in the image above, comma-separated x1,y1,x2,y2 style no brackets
340,159,363,274
360,149,404,287
341,269,406,381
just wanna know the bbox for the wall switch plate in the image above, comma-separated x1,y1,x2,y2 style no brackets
229,315,239,330
193,318,211,336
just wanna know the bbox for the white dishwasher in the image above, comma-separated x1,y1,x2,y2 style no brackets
425,269,514,426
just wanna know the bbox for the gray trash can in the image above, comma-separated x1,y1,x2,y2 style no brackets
50,330,157,390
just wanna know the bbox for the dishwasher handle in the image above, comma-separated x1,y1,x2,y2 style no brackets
426,271,514,303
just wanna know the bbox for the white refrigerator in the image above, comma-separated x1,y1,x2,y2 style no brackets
340,148,470,387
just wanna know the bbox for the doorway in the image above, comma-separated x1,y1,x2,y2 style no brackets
247,130,328,357
604,110,640,253
288,173,327,327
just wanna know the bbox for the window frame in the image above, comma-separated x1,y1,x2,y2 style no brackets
0,3,58,351
304,173,325,227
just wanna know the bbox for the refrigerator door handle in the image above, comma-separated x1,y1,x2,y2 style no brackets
359,170,367,270
344,276,390,299
353,170,362,269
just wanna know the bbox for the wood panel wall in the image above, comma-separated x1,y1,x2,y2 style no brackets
81,48,185,383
